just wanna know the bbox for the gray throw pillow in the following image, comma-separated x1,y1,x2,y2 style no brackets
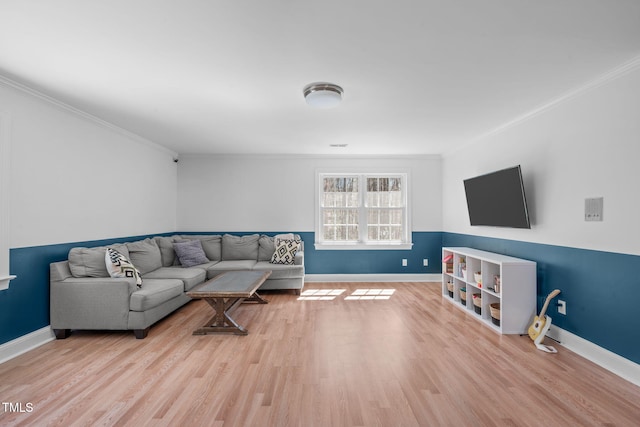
173,239,209,267
180,235,222,261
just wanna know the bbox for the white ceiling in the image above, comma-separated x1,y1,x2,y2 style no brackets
1,1,639,156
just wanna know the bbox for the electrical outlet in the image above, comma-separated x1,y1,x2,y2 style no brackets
585,197,603,221
402,259,408,267
423,259,429,266
558,300,566,315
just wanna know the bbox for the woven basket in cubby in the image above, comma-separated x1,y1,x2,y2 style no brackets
490,303,501,326
472,293,482,314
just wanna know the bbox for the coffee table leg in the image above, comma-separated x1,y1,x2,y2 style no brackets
193,297,249,335
244,291,268,304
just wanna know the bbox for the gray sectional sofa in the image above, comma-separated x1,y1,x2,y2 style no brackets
50,234,304,339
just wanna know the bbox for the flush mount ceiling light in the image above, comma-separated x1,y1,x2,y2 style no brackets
303,82,343,108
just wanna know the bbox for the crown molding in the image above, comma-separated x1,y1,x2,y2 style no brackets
178,153,442,161
0,74,178,157
443,54,640,158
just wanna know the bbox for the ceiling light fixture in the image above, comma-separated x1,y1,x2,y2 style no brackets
303,82,343,108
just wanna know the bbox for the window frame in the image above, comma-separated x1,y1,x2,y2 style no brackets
315,170,412,250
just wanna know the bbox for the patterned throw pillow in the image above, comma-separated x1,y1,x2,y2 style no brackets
105,248,143,288
270,239,301,265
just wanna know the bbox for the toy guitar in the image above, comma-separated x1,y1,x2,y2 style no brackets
528,289,561,353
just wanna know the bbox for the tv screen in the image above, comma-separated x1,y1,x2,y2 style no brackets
463,165,531,229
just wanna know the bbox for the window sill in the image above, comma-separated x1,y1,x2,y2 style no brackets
314,242,413,251
0,275,16,291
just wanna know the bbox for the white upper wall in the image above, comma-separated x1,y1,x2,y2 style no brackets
177,155,442,233
2,80,178,248
442,62,640,256
9,54,637,254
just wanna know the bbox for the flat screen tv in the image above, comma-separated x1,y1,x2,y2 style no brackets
463,165,531,229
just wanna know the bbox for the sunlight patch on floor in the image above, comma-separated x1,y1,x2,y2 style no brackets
345,289,396,300
297,289,346,300
298,288,396,301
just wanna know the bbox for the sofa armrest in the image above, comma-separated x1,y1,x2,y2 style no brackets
50,277,135,330
295,250,304,266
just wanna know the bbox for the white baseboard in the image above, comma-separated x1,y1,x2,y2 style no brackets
548,326,640,387
305,273,441,282
0,326,55,365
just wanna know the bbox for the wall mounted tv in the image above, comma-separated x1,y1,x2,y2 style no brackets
463,165,531,229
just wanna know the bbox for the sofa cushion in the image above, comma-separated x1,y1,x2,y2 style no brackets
129,279,184,312
142,266,208,291
68,244,130,278
180,235,222,261
206,260,258,279
105,248,142,288
222,234,259,260
270,239,301,265
173,239,210,267
126,238,163,275
258,235,276,261
154,235,182,267
253,261,305,280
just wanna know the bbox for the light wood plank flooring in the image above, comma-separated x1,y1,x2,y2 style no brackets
1,282,638,426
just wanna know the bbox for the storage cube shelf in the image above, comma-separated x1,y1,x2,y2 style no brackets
442,247,536,334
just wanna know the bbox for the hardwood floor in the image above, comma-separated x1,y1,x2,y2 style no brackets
1,282,638,426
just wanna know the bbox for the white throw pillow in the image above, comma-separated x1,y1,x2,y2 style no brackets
105,248,142,288
270,239,301,265
274,233,295,246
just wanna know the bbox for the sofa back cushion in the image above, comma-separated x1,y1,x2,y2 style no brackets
154,236,182,267
180,235,222,261
126,238,162,275
222,234,259,260
68,244,130,278
258,235,275,261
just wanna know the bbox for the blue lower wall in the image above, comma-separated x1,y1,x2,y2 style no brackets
3,230,639,367
442,232,640,365
302,231,443,274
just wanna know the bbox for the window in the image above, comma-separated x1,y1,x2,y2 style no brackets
316,173,411,250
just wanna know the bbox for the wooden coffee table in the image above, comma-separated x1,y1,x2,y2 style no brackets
186,270,271,335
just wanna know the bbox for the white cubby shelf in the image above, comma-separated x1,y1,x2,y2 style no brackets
442,247,536,334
